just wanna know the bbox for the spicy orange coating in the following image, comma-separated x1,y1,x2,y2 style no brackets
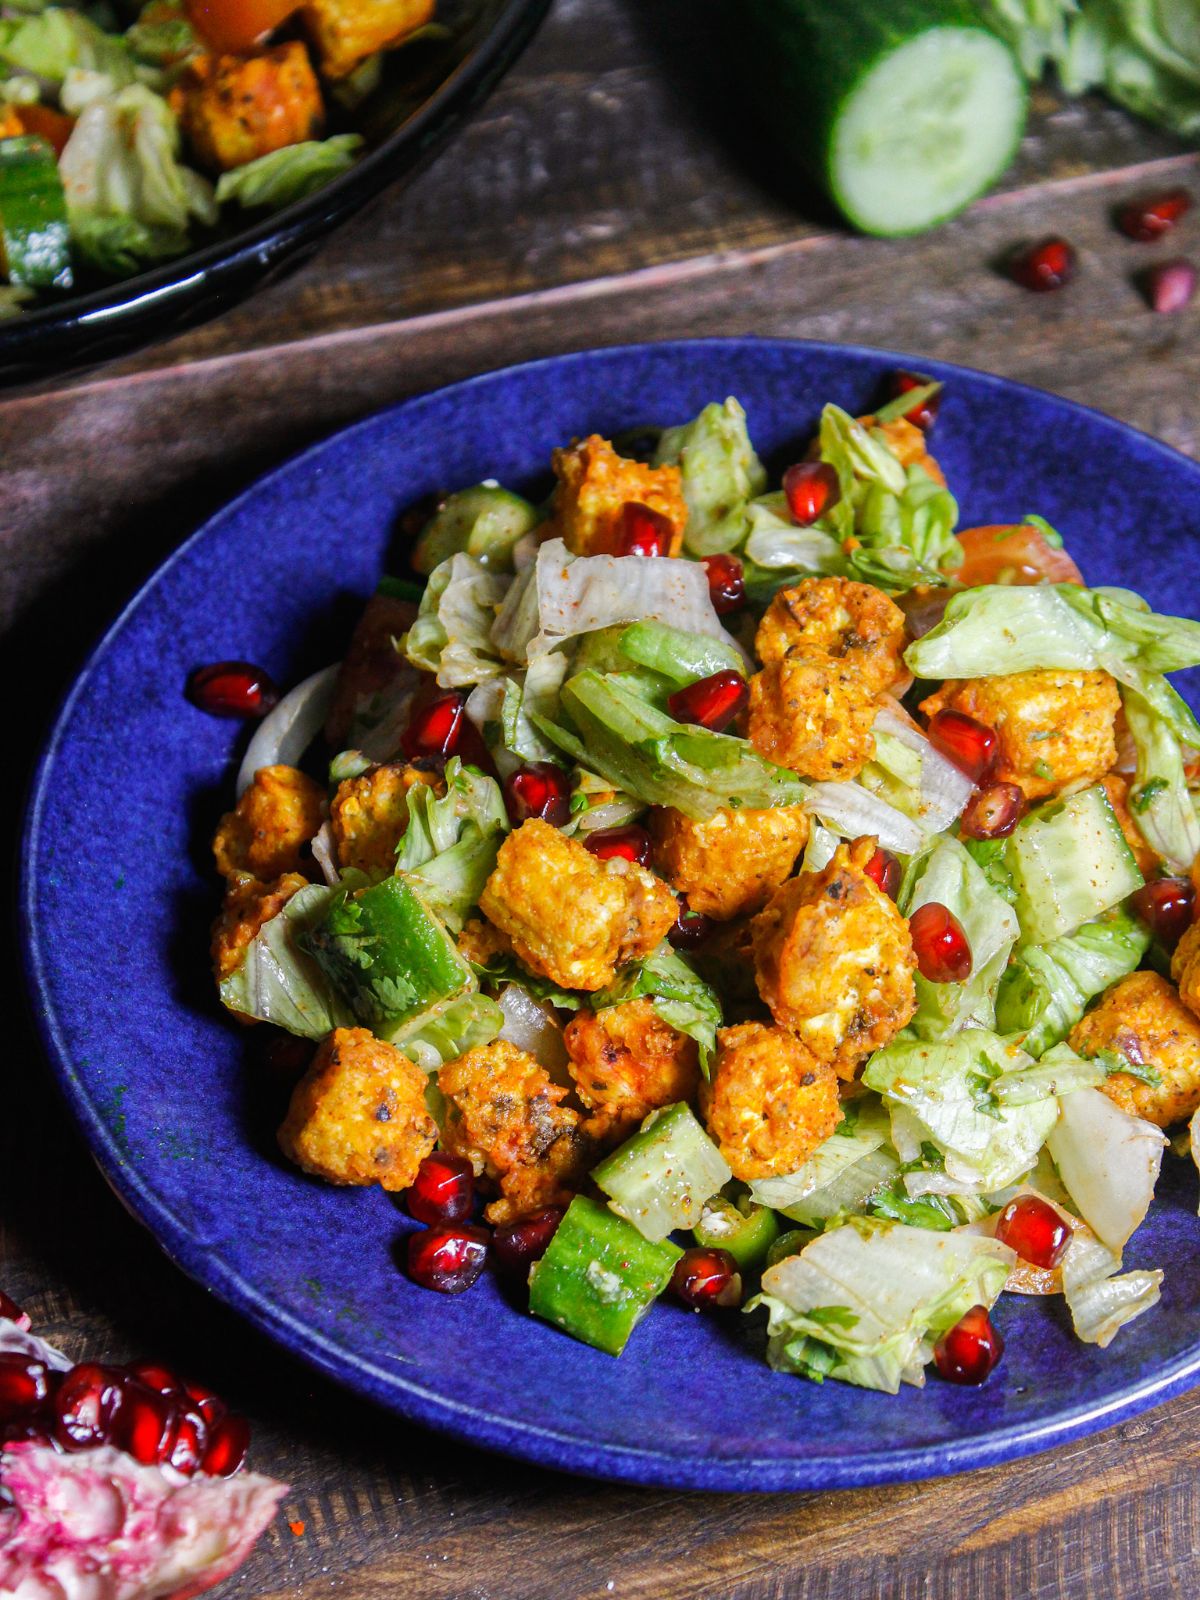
330,762,438,878
303,0,433,79
1071,970,1200,1129
754,577,908,697
457,915,515,969
550,434,688,557
701,1022,842,1181
211,870,309,986
647,803,810,922
212,764,324,883
1172,921,1200,1022
866,415,947,486
563,998,700,1143
748,655,876,782
173,42,322,173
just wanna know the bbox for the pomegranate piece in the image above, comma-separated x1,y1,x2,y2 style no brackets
183,1378,228,1428
1131,876,1195,950
1010,236,1076,292
910,901,973,985
0,1355,53,1421
927,709,998,783
407,1151,475,1226
702,553,746,615
994,1195,1071,1270
492,1207,565,1276
670,1247,742,1311
887,370,941,430
667,669,749,733
124,1360,183,1398
584,825,652,867
503,761,571,827
114,1381,178,1468
616,501,674,558
783,461,841,526
407,1225,490,1295
186,660,279,719
864,845,901,900
166,1404,210,1477
401,688,465,761
52,1363,126,1452
1142,259,1197,315
201,1412,251,1478
933,1304,1004,1385
959,781,1026,841
668,899,715,950
0,1291,29,1329
1117,187,1191,242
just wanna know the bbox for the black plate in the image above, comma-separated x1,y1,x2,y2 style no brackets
0,0,550,388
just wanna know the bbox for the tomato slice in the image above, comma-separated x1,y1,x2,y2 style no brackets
16,104,75,158
955,524,1084,587
184,0,299,54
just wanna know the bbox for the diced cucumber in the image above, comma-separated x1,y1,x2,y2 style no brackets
617,622,745,687
693,1194,780,1274
412,485,538,575
528,1196,681,1356
1005,785,1145,945
0,135,72,291
592,1102,732,1242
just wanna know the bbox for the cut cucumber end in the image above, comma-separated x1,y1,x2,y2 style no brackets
831,27,1027,238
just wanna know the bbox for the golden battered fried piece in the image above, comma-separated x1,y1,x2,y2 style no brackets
0,106,23,138
325,591,416,747
212,764,324,883
173,42,322,173
457,915,515,968
210,870,309,986
647,803,810,921
748,656,876,782
754,577,908,696
563,998,700,1142
1102,773,1160,879
1172,921,1200,1021
304,0,433,78
550,434,688,558
1071,971,1200,1129
479,819,679,991
438,1041,589,1223
751,838,917,1079
919,669,1120,803
700,1022,842,1181
330,762,439,878
278,1027,436,1189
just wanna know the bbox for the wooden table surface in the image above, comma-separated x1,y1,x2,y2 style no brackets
6,2,1200,1595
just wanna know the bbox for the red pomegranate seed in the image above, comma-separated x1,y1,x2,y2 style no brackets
115,1381,178,1467
1118,187,1191,242
888,370,941,431
667,670,749,733
864,845,901,899
504,762,571,827
1010,236,1076,292
0,1355,52,1421
927,709,998,783
616,502,674,558
186,661,278,720
407,1225,489,1295
0,1292,29,1329
584,825,652,867
995,1195,1071,1270
959,781,1026,841
934,1305,1004,1385
702,553,746,615
910,901,973,984
124,1360,183,1398
492,1207,565,1275
1131,876,1195,950
401,689,465,761
407,1152,475,1226
1143,259,1197,314
201,1412,250,1478
783,461,841,526
182,1379,227,1428
669,899,714,950
670,1247,742,1311
166,1404,209,1477
53,1364,126,1451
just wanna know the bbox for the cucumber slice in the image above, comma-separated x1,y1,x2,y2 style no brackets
592,1102,732,1242
412,485,538,575
693,1194,781,1273
1005,785,1145,945
0,135,72,291
742,0,1027,237
617,622,745,687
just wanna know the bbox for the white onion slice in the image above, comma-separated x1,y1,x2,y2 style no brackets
497,984,571,1084
1047,1088,1167,1253
804,781,925,856
236,664,339,797
875,700,973,834
310,822,340,887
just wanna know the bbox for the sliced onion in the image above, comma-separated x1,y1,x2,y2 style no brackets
236,664,339,797
804,780,925,856
310,822,340,887
497,984,571,1084
875,700,973,834
1047,1088,1166,1253
574,797,646,835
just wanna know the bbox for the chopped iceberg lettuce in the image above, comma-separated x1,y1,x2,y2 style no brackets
393,758,509,932
0,8,134,85
742,492,846,577
1047,1088,1166,1251
1121,683,1200,871
214,136,364,211
385,991,504,1071
403,552,510,688
651,397,768,556
218,882,358,1038
1060,1225,1163,1347
748,1100,892,1220
594,945,722,1071
994,908,1151,1057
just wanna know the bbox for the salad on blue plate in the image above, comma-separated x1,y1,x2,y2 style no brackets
198,374,1200,1396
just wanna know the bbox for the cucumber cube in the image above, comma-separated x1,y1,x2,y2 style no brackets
592,1102,732,1242
693,1195,781,1274
1005,785,1144,945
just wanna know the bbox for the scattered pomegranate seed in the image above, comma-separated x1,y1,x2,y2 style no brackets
115,1381,178,1468
186,661,278,719
53,1364,126,1452
183,1379,228,1428
1117,187,1191,242
584,825,652,867
492,1207,565,1276
401,689,465,761
888,370,941,430
1010,236,1076,292
201,1412,251,1478
407,1151,475,1226
0,1292,29,1328
910,901,973,984
0,1355,52,1421
407,1225,490,1295
670,1247,742,1311
124,1360,183,1398
864,845,901,899
669,899,714,950
615,502,674,558
927,709,998,783
934,1305,1004,1385
503,762,571,827
702,553,746,615
165,1404,209,1477
667,670,749,733
995,1195,1071,1270
783,461,841,526
1143,259,1197,314
1131,876,1195,950
959,781,1026,841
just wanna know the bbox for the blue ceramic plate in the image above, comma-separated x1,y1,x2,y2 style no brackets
21,339,1200,1491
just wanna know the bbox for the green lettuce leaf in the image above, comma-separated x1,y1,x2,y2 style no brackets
215,135,365,211
652,396,768,556
0,8,133,84
994,907,1152,1056
218,881,358,1038
1122,682,1200,871
386,991,505,1071
403,552,510,688
594,945,722,1071
393,758,509,932
741,492,847,579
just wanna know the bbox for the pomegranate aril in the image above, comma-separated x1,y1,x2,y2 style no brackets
183,1379,227,1427
407,1151,475,1226
1143,259,1197,315
504,762,571,827
995,1195,1070,1270
616,501,674,558
927,709,998,783
0,1292,29,1329
888,370,941,431
166,1404,209,1477
1131,876,1195,950
124,1360,183,1397
201,1412,250,1478
401,689,465,761
934,1304,1004,1385
667,669,749,733
0,1355,52,1421
53,1363,126,1451
115,1381,178,1467
186,660,278,720
584,825,652,867
959,781,1026,841
407,1225,489,1295
1117,187,1191,242
492,1207,564,1275
910,901,973,984
1010,236,1076,292
783,461,841,526
702,553,746,615
669,900,714,950
864,845,901,900
670,1247,742,1311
